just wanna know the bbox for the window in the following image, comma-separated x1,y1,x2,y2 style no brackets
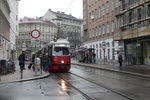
102,24,105,34
99,43,101,48
92,28,94,37
106,22,110,33
100,49,102,59
99,7,101,18
111,1,114,11
95,9,97,20
102,4,105,16
53,47,69,56
107,42,110,47
129,11,132,23
99,25,101,35
137,8,142,20
148,4,150,17
111,21,115,33
96,27,99,36
108,49,110,60
106,2,109,14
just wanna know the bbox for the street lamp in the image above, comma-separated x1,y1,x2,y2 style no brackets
102,41,107,64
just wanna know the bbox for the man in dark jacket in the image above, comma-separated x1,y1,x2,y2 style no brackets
18,51,26,70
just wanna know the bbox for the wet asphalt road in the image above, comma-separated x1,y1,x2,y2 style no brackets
0,64,150,100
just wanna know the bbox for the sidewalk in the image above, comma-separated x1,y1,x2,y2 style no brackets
71,60,150,78
0,60,50,84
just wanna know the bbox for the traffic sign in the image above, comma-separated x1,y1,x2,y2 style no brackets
30,29,40,39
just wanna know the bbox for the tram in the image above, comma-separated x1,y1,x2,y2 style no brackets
42,39,71,72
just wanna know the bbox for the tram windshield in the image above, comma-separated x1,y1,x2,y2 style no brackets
53,47,69,56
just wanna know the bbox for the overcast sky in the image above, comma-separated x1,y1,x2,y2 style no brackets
19,0,83,19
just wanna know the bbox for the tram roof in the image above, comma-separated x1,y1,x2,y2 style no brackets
48,39,70,45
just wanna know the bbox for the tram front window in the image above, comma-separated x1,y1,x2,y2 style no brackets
53,47,69,56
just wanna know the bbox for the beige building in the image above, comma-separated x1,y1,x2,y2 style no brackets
16,17,57,60
115,0,150,65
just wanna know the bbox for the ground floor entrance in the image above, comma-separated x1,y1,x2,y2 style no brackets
124,37,150,65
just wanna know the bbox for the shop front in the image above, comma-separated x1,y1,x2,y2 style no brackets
142,41,150,65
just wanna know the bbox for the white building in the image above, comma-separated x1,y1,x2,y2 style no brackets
42,9,83,53
0,0,19,60
9,0,19,60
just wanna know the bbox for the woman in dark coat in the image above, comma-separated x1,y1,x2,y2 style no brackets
118,54,123,67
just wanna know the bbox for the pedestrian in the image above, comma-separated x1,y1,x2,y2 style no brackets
41,53,49,71
34,54,41,74
93,53,96,63
88,51,93,63
118,53,123,67
18,51,26,70
28,54,35,70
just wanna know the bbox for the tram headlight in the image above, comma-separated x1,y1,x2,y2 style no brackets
61,60,64,64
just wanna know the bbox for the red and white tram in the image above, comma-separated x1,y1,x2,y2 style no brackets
44,39,71,72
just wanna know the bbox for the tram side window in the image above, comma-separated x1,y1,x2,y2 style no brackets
53,47,69,56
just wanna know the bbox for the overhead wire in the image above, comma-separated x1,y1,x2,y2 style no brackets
64,0,76,12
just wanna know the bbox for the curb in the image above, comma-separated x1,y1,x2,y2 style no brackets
0,73,50,84
72,63,150,79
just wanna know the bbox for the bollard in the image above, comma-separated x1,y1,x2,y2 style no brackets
20,66,23,79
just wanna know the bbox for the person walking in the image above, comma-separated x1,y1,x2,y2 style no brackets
18,51,25,79
41,53,49,72
118,53,123,67
34,54,41,75
93,53,96,63
18,51,26,70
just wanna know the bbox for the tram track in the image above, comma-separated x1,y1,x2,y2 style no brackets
52,72,134,100
51,73,93,100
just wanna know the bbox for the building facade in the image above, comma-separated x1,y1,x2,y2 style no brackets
83,0,121,64
42,9,83,53
16,17,57,60
115,0,150,65
0,0,19,60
